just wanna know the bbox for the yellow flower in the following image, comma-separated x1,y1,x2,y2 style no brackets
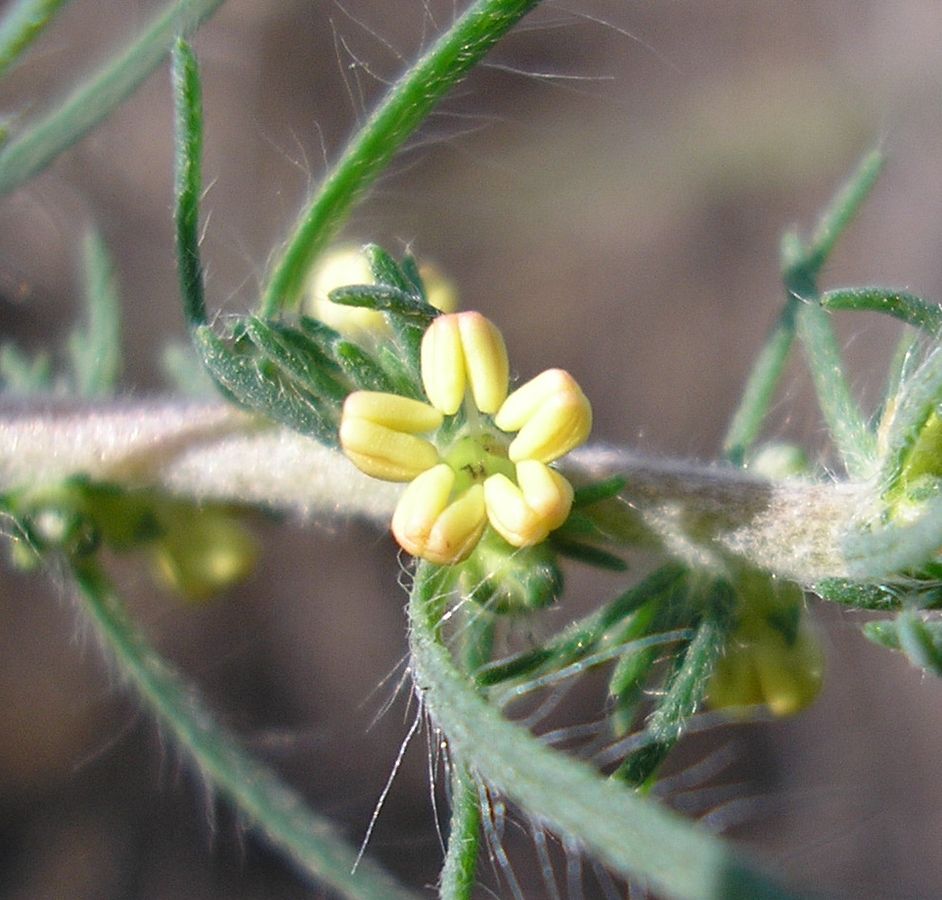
339,311,592,564
305,245,457,338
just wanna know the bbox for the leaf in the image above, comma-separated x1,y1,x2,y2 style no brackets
0,0,71,78
172,38,207,328
245,318,346,408
0,0,226,196
865,611,942,677
0,342,52,393
193,326,337,445
328,283,438,320
68,228,121,397
821,287,942,337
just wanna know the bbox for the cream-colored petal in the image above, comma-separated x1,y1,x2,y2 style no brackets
391,464,455,556
457,312,509,414
507,389,592,463
421,314,466,415
515,460,573,532
494,368,575,432
424,484,487,564
340,417,439,481
343,391,443,433
483,473,548,547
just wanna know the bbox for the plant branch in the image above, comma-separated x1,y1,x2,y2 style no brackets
71,557,418,900
259,0,542,316
0,0,225,195
408,562,800,900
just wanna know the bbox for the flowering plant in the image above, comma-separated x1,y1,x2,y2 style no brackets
2,2,942,899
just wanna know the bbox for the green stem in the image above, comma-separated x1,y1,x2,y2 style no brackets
440,762,482,900
0,0,70,77
172,39,207,327
722,298,799,465
0,0,225,196
259,0,541,317
722,148,884,469
409,563,800,900
71,557,418,900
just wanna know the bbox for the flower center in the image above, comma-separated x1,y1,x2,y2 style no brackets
442,432,515,494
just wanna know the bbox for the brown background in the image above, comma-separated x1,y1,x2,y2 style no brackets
2,1,942,897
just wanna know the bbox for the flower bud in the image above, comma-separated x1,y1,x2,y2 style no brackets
495,369,592,463
391,464,487,564
305,245,385,337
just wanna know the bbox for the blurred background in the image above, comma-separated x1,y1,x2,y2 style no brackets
2,1,942,897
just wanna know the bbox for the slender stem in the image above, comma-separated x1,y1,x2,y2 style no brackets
408,563,800,900
172,39,207,327
71,557,419,900
0,0,71,78
722,149,884,468
440,600,494,898
440,762,482,900
796,299,875,477
259,0,542,316
722,298,799,465
0,0,225,196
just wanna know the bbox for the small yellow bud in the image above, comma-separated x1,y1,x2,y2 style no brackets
495,369,592,463
419,261,459,315
421,313,467,415
392,464,487,564
483,473,551,547
457,312,509,414
151,508,257,602
340,417,439,482
305,245,385,337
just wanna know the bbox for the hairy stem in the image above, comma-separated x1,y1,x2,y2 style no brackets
260,0,542,316
71,557,418,900
408,563,800,900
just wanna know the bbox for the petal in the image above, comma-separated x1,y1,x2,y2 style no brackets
457,312,509,414
483,473,549,547
340,417,439,481
391,464,455,556
424,484,487,564
421,314,466,415
507,387,592,463
494,369,575,432
516,460,573,532
343,391,443,433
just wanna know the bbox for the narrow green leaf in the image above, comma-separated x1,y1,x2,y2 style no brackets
475,565,687,688
615,583,735,787
400,254,427,300
723,149,884,466
71,559,418,899
0,0,225,196
328,284,438,320
0,0,70,77
803,148,885,278
172,38,207,328
246,318,346,406
365,244,412,293
193,326,337,445
549,537,627,571
571,476,627,508
68,228,121,397
410,563,798,900
796,300,875,477
821,287,942,336
259,0,542,316
334,340,397,394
